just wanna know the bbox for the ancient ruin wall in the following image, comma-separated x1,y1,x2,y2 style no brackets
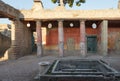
0,33,11,58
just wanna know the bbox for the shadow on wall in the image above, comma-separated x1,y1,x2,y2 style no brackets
0,33,11,58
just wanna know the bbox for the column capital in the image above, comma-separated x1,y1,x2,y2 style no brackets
57,19,64,22
79,20,86,22
36,20,42,26
102,20,108,22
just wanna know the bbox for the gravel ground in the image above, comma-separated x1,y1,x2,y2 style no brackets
0,53,120,81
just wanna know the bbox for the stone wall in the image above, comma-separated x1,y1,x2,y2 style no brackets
0,33,11,58
0,24,11,37
0,0,21,18
0,24,11,59
20,7,120,21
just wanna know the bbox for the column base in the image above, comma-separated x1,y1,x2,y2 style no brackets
8,46,19,60
102,51,108,56
59,42,64,57
37,43,43,57
80,42,86,57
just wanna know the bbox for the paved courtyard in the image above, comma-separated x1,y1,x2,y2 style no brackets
0,53,120,81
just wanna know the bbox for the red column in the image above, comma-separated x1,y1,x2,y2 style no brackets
36,21,43,57
80,20,86,56
58,20,64,57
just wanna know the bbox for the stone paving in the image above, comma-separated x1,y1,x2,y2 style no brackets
0,53,120,81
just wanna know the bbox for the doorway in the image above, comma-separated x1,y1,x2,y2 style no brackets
87,36,97,53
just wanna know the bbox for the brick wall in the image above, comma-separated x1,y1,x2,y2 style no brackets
9,20,32,59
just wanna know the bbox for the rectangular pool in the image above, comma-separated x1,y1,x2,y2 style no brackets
39,59,120,81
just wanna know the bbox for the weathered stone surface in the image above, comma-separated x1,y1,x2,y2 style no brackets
0,33,11,58
0,0,21,18
101,20,108,55
0,24,11,37
80,20,86,56
66,38,75,50
20,8,120,21
58,20,64,57
36,21,43,57
9,19,32,59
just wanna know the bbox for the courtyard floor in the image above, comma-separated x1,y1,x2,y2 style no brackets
0,53,120,81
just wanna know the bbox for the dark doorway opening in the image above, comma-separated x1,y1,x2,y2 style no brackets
87,36,97,53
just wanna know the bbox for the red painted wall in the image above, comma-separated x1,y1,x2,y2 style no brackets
46,28,58,45
46,27,99,46
45,22,120,52
108,27,120,51
86,27,98,35
46,28,80,46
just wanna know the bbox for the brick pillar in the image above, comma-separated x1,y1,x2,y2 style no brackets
9,19,20,59
101,20,108,55
80,20,86,57
36,21,43,57
9,19,32,59
58,20,64,57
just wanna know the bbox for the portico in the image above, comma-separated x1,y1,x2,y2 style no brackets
20,0,109,57
1,0,120,60
30,19,108,57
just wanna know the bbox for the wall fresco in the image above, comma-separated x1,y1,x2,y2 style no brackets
108,28,120,53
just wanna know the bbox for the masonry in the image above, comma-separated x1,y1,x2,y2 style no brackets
1,0,120,59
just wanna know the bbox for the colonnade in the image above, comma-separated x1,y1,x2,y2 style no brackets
35,20,108,57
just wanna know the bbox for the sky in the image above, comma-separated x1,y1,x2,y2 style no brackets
0,0,119,24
